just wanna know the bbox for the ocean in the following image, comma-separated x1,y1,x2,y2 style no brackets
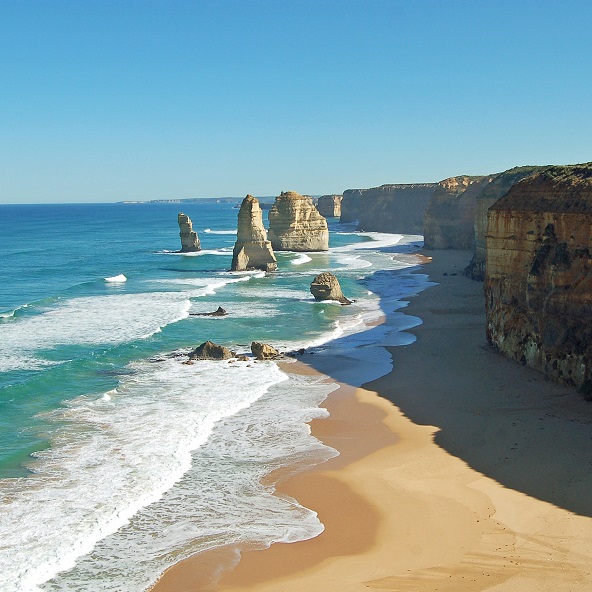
0,201,429,591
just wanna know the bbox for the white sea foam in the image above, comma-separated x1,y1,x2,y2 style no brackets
104,274,127,283
0,359,297,591
203,228,237,234
40,369,337,592
290,253,312,265
0,293,191,372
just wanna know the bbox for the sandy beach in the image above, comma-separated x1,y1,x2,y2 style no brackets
153,250,592,592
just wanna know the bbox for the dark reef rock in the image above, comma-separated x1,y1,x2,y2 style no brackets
188,341,234,361
178,213,201,252
310,272,351,305
190,307,228,317
484,163,592,391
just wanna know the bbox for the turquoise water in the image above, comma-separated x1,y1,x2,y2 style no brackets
0,201,427,591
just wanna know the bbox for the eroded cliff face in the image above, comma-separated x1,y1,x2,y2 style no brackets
340,184,437,233
268,191,329,251
423,176,493,249
316,194,342,218
464,166,546,280
231,195,277,272
484,164,592,392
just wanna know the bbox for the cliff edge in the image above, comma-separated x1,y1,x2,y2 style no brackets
484,163,592,392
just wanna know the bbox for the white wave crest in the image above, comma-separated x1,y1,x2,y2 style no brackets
104,274,127,283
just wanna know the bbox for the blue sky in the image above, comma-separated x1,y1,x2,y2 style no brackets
1,0,591,203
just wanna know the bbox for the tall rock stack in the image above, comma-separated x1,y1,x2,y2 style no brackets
268,191,329,251
231,195,277,272
316,194,343,218
484,163,592,392
423,176,492,249
464,166,546,280
177,213,201,252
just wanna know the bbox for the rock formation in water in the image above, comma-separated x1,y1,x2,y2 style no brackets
231,195,278,272
484,163,592,392
267,191,329,251
178,213,201,252
187,341,234,361
316,194,343,218
464,166,547,280
310,272,352,305
340,184,437,233
190,307,228,317
423,176,493,249
251,342,281,360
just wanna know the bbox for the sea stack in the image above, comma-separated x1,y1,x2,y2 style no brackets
178,213,201,252
268,191,329,251
484,163,592,392
231,195,277,272
316,194,343,218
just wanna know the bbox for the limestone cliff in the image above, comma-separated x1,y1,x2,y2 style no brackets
316,194,342,218
231,195,277,272
178,213,201,252
484,163,592,392
268,191,329,251
423,176,493,249
340,184,437,233
464,166,546,280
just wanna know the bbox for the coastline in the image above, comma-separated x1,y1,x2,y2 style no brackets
153,249,592,591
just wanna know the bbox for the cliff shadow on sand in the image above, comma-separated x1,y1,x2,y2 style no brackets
300,248,592,518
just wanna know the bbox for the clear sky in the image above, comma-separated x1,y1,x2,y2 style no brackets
1,0,591,203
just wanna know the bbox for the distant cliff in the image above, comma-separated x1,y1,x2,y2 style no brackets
464,166,547,279
423,176,493,249
316,194,342,218
484,163,592,392
340,184,437,234
268,191,329,251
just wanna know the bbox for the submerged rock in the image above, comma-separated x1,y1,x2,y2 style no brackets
231,195,277,272
310,272,351,305
188,341,234,361
251,342,281,360
268,191,329,251
178,213,201,252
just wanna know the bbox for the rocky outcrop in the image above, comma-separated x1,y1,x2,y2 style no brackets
464,166,547,280
188,341,234,361
251,342,281,360
423,176,493,249
484,163,592,392
310,272,351,305
340,184,437,233
268,191,329,251
178,213,201,252
316,194,342,218
190,307,228,317
231,195,277,272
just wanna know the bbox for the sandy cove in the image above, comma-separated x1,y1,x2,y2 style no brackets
153,249,592,592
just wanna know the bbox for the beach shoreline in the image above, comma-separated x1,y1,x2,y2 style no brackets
152,249,592,592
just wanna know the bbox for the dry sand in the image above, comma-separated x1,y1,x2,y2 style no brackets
153,250,592,592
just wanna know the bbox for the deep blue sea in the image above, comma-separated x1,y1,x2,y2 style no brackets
0,201,428,591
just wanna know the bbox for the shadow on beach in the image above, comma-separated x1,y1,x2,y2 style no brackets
299,248,592,518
